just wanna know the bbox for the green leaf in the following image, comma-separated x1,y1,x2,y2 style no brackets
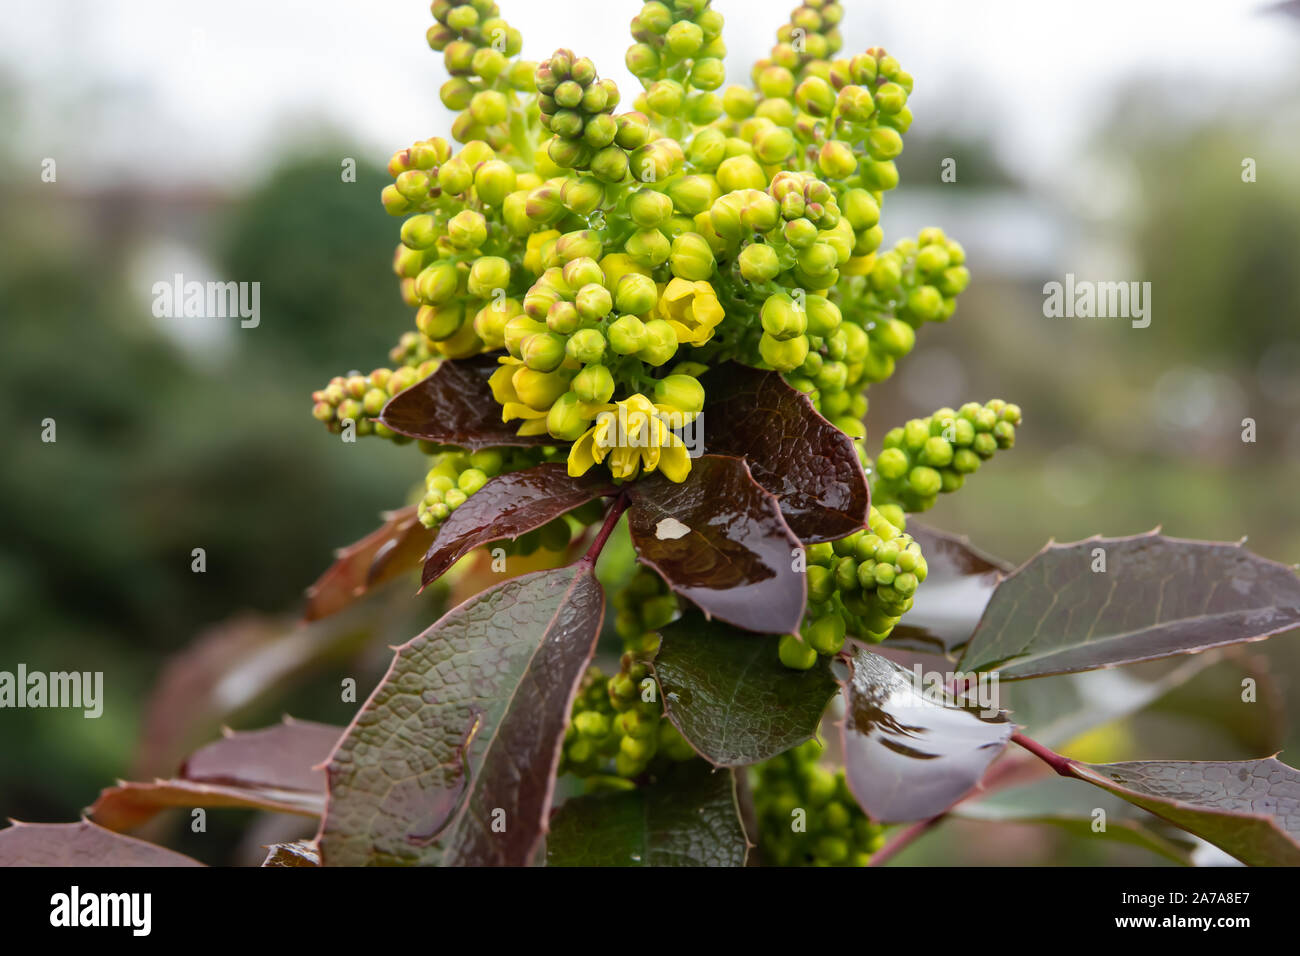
318,564,605,866
959,532,1300,679
547,763,749,866
654,611,837,767
420,464,616,587
840,646,1012,823
89,717,341,831
1069,756,1300,866
378,355,551,450
626,454,806,634
955,777,1199,865
697,362,869,542
0,820,203,867
887,523,1009,657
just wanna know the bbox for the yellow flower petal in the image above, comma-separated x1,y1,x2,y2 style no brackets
657,440,692,483
568,429,599,476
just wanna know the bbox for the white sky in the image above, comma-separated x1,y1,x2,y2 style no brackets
1,0,1296,189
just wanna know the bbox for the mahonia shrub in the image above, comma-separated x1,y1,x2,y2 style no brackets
9,0,1300,869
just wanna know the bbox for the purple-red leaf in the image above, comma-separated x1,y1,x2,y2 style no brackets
698,362,869,542
377,355,550,450
840,646,1012,823
304,506,433,622
90,718,341,831
886,523,1009,657
421,464,616,587
0,820,204,867
1068,756,1300,867
626,454,805,634
959,531,1300,679
262,840,320,867
317,563,605,866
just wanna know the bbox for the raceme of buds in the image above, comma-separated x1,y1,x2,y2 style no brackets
315,6,1023,848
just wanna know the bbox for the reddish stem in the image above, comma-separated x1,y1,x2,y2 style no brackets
1011,732,1078,778
581,493,629,567
868,814,945,867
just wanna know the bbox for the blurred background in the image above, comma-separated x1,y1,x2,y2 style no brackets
1,0,1297,865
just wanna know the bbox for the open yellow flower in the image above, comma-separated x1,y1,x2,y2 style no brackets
567,394,691,483
488,360,550,436
657,277,725,346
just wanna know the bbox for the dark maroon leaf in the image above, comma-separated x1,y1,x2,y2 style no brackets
262,841,320,867
1069,756,1300,866
655,611,836,767
421,463,616,587
840,646,1012,823
699,362,869,542
377,354,551,450
0,820,203,867
547,762,749,866
626,454,805,634
303,506,433,622
959,532,1300,679
90,718,341,831
886,523,1009,657
317,564,605,865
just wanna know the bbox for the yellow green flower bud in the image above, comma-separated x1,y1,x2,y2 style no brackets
638,318,679,366
761,293,808,340
669,232,715,280
523,331,568,372
572,363,615,404
467,256,510,298
615,273,659,315
608,314,647,354
759,331,809,371
653,374,705,415
400,214,439,250
447,209,487,249
738,243,781,281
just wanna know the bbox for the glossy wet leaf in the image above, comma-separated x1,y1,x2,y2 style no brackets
421,464,616,587
955,777,1199,865
262,841,320,867
626,454,805,634
304,506,433,621
840,646,1013,823
960,532,1300,679
0,820,203,867
698,362,868,542
887,523,1009,657
547,763,748,866
378,354,551,450
90,718,341,831
654,611,837,767
318,564,604,866
1069,756,1300,866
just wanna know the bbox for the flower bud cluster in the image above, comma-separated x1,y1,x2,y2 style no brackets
752,738,884,866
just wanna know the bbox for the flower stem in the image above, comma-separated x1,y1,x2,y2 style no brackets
581,492,629,567
1011,732,1079,778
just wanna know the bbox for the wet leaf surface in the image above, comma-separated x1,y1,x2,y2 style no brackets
421,464,616,587
698,362,869,542
655,611,837,767
1070,756,1300,866
304,506,433,621
626,455,805,634
547,763,748,866
0,820,203,867
262,840,320,867
840,646,1012,823
886,523,1009,657
90,718,341,831
318,564,604,865
960,532,1300,679
378,354,551,450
